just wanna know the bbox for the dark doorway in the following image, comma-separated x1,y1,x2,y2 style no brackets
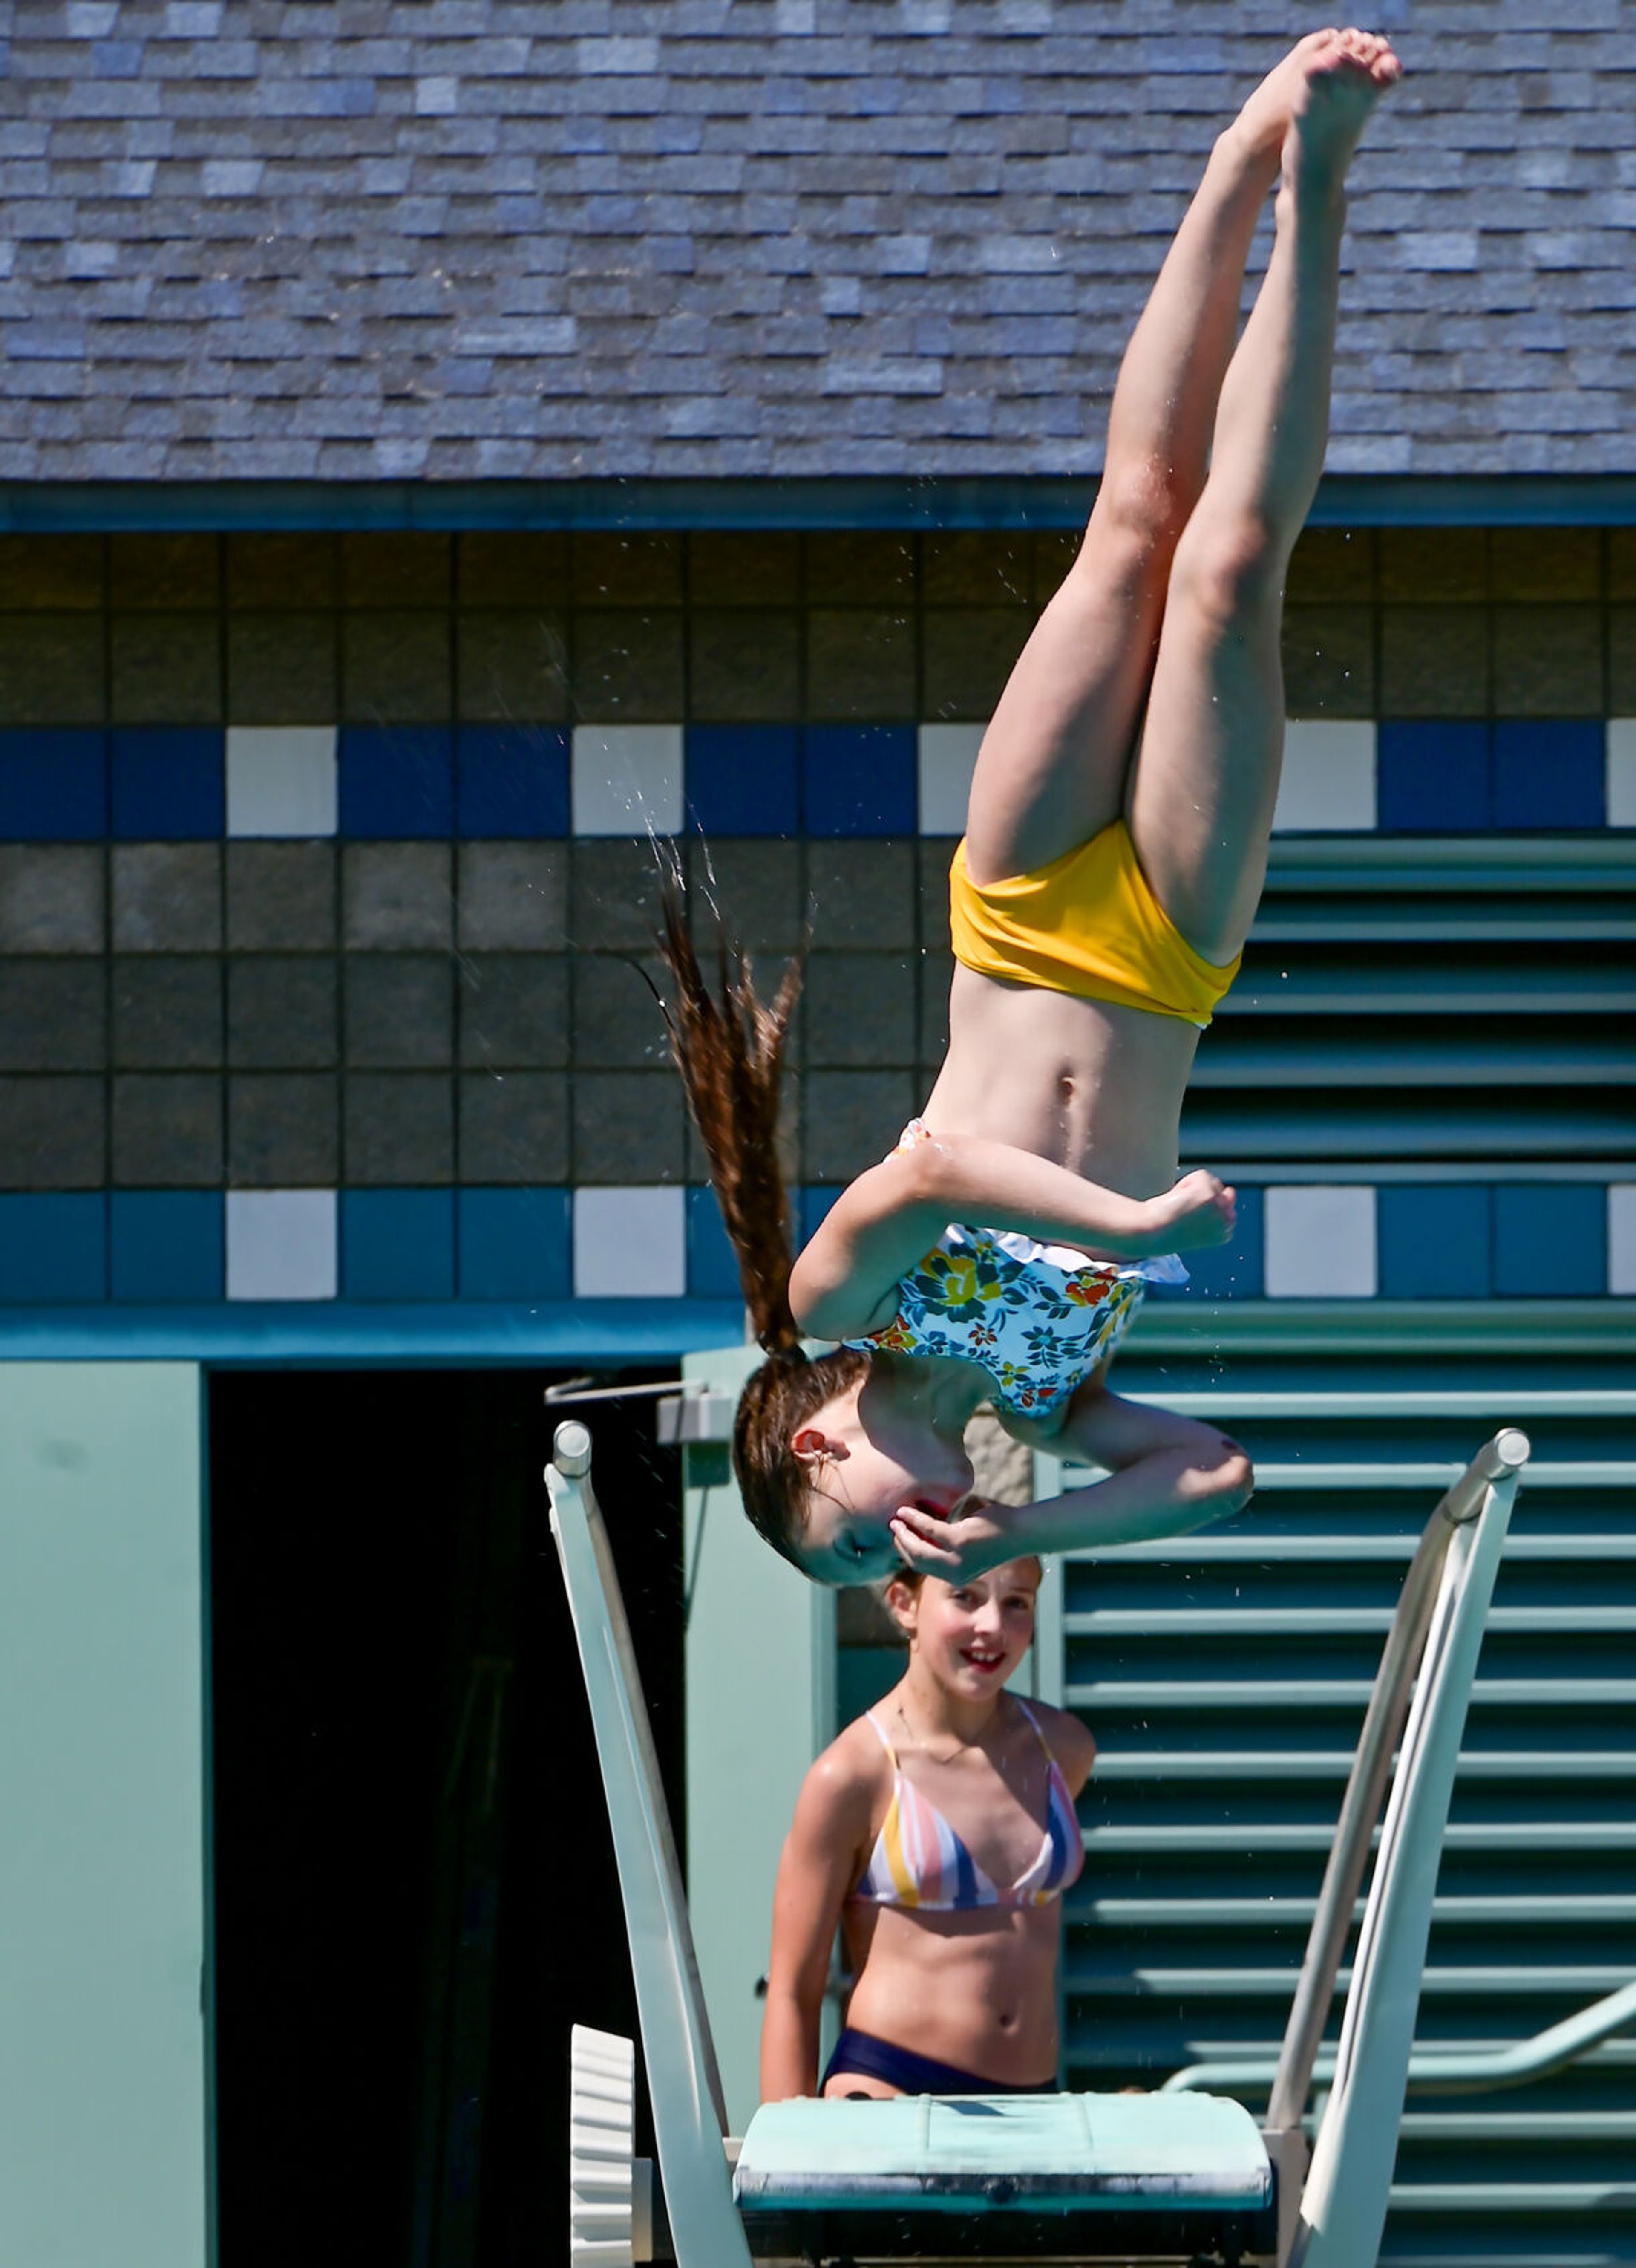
207,1368,683,2268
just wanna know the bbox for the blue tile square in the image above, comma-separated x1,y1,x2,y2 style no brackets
339,725,455,839
110,1191,224,1302
687,1186,743,1299
802,726,917,837
1175,1184,1264,1299
1378,1185,1491,1298
800,1186,842,1249
1493,1183,1605,1297
1376,721,1491,833
457,1187,572,1300
686,726,801,837
341,1189,456,1301
110,727,225,840
456,724,571,838
0,728,107,840
1492,721,1605,830
0,1194,107,1302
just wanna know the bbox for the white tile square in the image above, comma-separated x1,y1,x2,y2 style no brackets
573,1186,687,1298
1609,1184,1636,1296
917,723,986,835
1273,720,1377,832
1607,720,1636,828
571,724,684,837
226,1189,338,1302
225,726,338,838
1264,1184,1377,1298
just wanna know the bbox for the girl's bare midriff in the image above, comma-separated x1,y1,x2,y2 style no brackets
923,964,1203,1203
839,1899,1063,2086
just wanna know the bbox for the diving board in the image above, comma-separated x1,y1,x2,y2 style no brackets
544,1417,1619,2268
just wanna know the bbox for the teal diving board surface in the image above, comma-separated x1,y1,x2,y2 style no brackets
735,2090,1272,2213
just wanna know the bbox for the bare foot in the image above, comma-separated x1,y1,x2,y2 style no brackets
1284,29,1400,186
1231,30,1350,166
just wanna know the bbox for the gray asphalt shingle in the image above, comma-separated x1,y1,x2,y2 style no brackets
0,0,1632,481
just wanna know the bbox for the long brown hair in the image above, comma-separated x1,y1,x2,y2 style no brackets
652,841,868,1567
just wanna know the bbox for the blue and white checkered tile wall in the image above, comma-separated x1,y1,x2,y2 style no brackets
0,717,1633,843
0,1179,1633,1307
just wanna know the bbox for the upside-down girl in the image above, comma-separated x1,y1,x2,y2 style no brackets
657,33,1400,1586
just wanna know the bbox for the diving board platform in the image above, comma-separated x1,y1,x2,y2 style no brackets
545,1416,1632,2268
735,2090,1271,2261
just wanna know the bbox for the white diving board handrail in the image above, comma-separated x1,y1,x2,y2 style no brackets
553,1414,1535,2268
1164,1974,1636,2101
1166,1426,1532,2268
547,1421,753,2268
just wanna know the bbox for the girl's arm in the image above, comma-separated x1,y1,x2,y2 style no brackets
790,1130,1235,1340
760,1746,876,2103
890,1385,1251,1578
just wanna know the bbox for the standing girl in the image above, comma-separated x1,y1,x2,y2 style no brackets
760,1558,1094,2100
658,33,1400,1584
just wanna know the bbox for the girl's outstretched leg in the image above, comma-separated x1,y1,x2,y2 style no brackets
1129,32,1399,961
965,35,1348,886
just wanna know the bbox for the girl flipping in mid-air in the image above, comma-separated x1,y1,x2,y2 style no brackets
760,1557,1093,2100
659,32,1401,1585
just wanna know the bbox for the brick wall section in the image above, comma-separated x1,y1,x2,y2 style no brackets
1,3,1635,480
0,522,1630,1215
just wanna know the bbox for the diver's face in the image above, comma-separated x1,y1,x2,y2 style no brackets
790,1388,974,1587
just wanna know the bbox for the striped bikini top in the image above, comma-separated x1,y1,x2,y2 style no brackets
851,1698,1085,1913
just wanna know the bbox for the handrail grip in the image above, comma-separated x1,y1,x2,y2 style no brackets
1164,1975,1636,2100
1264,1428,1529,2132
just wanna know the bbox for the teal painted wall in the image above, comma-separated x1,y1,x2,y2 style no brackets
0,1363,207,2268
681,1345,835,2133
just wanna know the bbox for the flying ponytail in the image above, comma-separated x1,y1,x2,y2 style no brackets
651,843,869,1567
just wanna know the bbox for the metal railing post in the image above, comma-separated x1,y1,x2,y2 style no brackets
1264,1428,1529,2141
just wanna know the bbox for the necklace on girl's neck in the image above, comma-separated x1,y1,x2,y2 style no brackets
894,1691,998,1764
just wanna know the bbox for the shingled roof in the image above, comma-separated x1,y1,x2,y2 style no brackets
0,0,1631,487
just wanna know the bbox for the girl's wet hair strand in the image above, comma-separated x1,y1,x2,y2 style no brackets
651,841,868,1567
